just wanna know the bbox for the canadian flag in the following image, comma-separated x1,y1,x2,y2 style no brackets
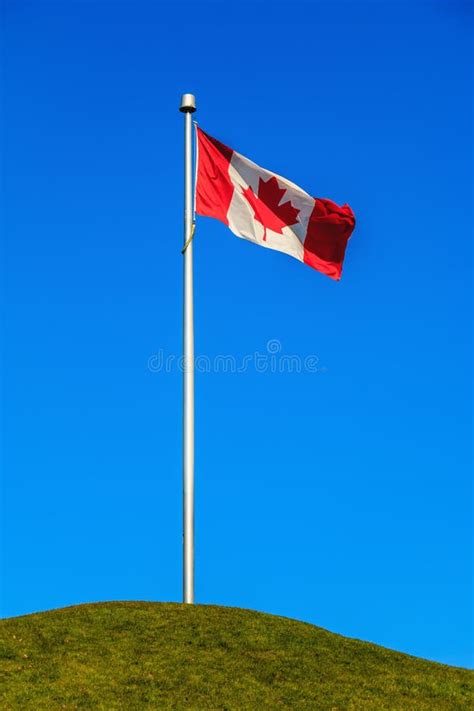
195,127,355,280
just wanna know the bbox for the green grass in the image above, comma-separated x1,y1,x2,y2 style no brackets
0,602,472,710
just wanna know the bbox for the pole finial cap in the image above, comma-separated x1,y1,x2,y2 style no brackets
179,94,196,113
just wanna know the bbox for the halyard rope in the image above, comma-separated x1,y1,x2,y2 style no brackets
181,222,195,254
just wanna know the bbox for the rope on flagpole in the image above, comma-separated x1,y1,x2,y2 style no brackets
192,120,199,220
181,221,195,254
182,120,198,255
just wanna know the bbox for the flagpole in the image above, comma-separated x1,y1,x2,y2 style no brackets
179,93,196,604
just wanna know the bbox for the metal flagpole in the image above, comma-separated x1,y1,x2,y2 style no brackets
179,93,196,604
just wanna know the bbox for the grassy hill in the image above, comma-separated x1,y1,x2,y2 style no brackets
0,602,472,710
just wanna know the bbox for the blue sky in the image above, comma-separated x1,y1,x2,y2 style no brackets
2,0,472,667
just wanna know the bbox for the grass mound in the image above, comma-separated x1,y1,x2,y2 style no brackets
0,601,472,710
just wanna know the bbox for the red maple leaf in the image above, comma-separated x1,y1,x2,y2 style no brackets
242,176,300,241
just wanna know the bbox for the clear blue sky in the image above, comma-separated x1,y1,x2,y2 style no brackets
2,0,472,668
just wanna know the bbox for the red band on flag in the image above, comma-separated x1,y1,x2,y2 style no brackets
196,128,234,226
303,199,356,280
